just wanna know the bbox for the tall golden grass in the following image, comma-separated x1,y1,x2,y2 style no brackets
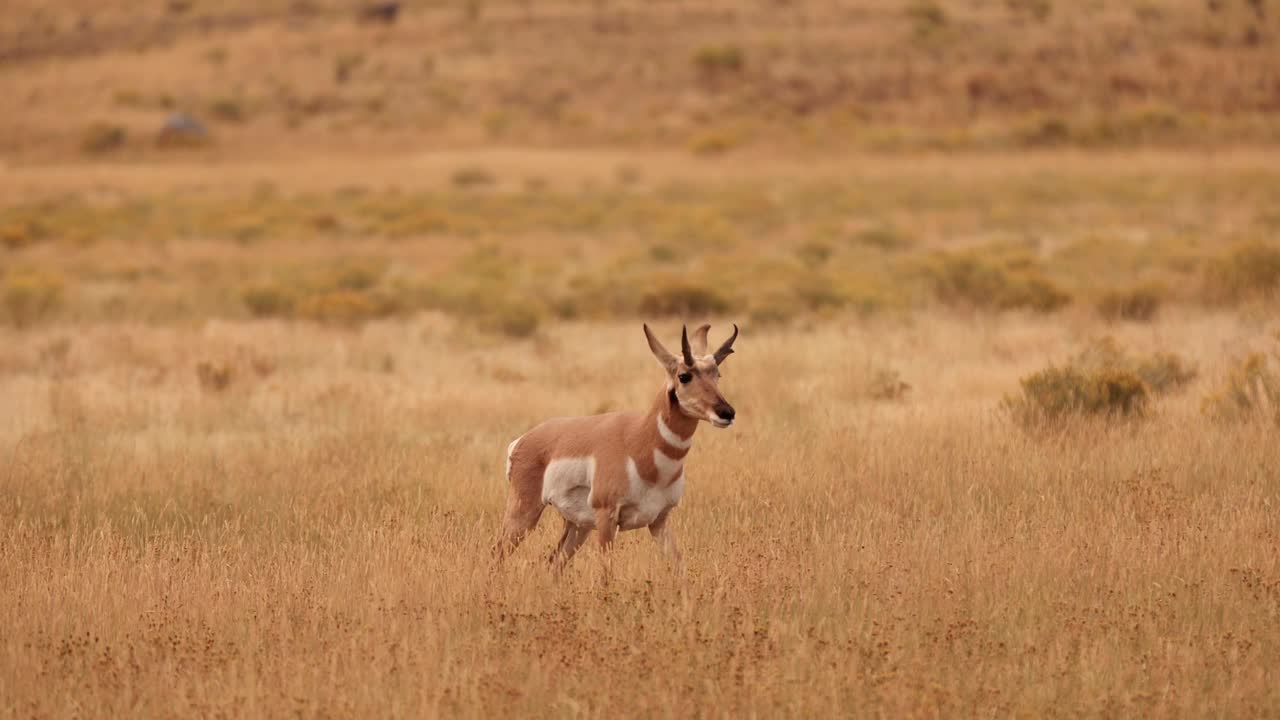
2,314,1278,717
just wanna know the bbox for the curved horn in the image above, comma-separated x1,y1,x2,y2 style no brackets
690,324,711,355
680,325,696,367
713,323,738,365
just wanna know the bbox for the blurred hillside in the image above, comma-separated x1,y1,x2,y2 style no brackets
2,0,1279,161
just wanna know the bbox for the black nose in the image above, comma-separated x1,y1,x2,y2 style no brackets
715,405,735,421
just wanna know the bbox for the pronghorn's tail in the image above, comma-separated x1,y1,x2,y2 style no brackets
504,436,523,483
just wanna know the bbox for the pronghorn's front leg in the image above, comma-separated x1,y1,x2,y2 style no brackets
594,505,620,551
648,509,684,571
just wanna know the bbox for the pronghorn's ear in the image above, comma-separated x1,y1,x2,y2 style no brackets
713,323,739,365
680,325,696,367
643,323,679,373
690,323,711,356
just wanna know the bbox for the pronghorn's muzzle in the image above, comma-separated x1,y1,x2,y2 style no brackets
711,402,736,428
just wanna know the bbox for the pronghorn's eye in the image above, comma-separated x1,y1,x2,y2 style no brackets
678,372,692,384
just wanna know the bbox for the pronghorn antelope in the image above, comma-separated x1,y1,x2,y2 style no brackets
495,323,738,569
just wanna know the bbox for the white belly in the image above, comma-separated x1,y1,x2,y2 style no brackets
542,457,597,527
542,456,685,531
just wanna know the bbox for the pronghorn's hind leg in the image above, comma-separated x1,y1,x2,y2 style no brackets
494,490,544,561
493,438,545,562
548,520,590,571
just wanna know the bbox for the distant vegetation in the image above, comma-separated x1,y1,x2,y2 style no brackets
1,0,1278,159
1,161,1278,331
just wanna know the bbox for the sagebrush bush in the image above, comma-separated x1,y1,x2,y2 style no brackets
1202,242,1280,303
0,221,44,250
195,361,233,392
208,98,246,123
2,272,65,327
451,166,496,189
1006,338,1197,426
867,368,911,401
1202,351,1279,424
688,128,741,156
1133,352,1198,394
299,290,399,327
479,302,542,338
241,283,296,318
692,45,744,75
1075,336,1197,395
1098,283,1163,322
1005,365,1148,426
639,282,731,317
81,123,126,154
853,226,914,251
925,251,1070,312
906,1,949,36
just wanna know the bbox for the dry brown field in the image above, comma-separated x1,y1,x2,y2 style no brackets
3,0,1280,717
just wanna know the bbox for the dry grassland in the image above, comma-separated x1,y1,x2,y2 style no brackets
2,311,1279,717
3,1,1280,715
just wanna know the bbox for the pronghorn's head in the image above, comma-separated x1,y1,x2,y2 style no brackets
643,323,738,428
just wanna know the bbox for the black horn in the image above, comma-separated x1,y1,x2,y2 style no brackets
680,325,696,367
713,323,738,365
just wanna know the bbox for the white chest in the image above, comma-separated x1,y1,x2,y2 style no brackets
617,457,685,531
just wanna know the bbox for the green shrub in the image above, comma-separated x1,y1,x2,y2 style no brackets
195,361,233,393
81,123,127,154
1203,242,1280,303
906,1,948,36
1098,283,1163,322
1005,365,1148,426
451,166,497,189
1006,337,1199,427
299,290,398,327
479,302,541,338
796,241,833,268
0,221,45,250
1006,0,1052,21
241,283,296,318
747,303,797,328
319,260,383,292
1133,352,1198,394
2,272,65,327
208,98,246,123
639,282,731,317
693,45,744,75
1075,336,1197,395
333,52,366,84
853,226,914,251
866,368,911,401
688,128,741,156
925,250,1070,312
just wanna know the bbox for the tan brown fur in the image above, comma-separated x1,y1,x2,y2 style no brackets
494,323,738,569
